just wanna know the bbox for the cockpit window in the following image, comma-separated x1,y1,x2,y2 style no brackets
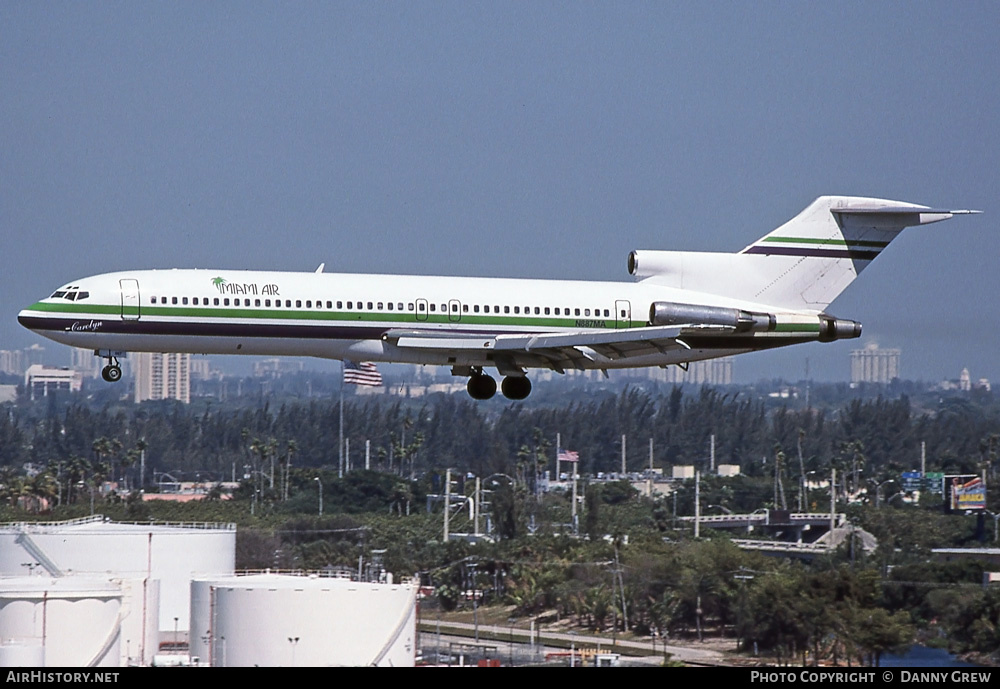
51,291,67,299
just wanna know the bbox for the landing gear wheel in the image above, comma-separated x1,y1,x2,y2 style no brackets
102,365,122,383
501,376,532,400
467,374,497,400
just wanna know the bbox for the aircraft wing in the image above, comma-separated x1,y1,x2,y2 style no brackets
383,325,722,372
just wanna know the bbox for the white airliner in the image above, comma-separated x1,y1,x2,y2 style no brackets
19,196,978,400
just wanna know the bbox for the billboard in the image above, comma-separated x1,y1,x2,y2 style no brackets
949,475,986,512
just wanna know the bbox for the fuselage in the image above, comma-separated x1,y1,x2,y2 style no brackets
17,268,820,371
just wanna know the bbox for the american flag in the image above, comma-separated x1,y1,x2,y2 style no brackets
343,360,383,387
557,450,579,463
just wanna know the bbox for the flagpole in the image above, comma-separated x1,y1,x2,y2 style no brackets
339,360,344,479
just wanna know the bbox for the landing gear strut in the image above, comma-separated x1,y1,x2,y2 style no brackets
100,355,122,383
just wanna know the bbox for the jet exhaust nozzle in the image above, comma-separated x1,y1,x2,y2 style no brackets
819,317,862,342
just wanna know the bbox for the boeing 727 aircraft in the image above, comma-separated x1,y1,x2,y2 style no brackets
18,196,978,400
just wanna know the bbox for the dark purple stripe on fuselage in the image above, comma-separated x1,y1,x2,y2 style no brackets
742,246,881,261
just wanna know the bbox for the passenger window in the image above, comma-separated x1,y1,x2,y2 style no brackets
494,306,500,314
544,307,550,315
286,300,292,307
409,303,416,311
554,308,560,315
462,305,468,312
574,308,580,316
504,306,510,314
224,298,230,306
305,300,311,308
440,304,446,312
151,297,157,304
474,305,480,313
337,301,343,309
534,307,540,315
253,299,259,307
514,306,520,314
327,301,333,309
377,302,383,309
397,303,403,310
430,304,436,312
181,297,187,305
387,302,393,311
265,299,271,307
585,309,591,316
367,302,373,310
214,298,220,306
172,297,178,305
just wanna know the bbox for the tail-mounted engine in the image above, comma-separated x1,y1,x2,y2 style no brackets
648,301,774,333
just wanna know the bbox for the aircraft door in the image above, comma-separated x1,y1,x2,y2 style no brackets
415,298,429,322
448,299,462,323
615,300,631,329
120,279,140,321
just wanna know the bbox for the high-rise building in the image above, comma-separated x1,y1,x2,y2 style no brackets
0,345,46,376
851,343,900,384
134,353,191,403
70,348,101,378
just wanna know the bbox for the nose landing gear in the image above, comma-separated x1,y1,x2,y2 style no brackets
97,351,124,383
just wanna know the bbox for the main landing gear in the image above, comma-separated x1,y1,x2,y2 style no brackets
465,368,532,401
99,353,122,383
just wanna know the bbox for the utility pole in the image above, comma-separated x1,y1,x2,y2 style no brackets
444,468,451,543
621,434,626,474
695,470,701,538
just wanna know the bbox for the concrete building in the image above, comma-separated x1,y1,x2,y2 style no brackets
134,352,191,403
851,343,900,384
23,365,82,399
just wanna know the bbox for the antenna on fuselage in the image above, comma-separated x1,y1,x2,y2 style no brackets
315,263,325,273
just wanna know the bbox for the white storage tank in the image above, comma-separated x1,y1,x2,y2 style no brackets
0,515,235,635
0,642,45,668
191,573,416,667
0,577,122,667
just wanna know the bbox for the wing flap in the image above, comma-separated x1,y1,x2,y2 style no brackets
384,325,707,369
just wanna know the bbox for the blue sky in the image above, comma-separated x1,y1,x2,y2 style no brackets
3,2,997,383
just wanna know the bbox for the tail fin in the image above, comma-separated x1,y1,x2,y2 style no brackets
630,196,978,312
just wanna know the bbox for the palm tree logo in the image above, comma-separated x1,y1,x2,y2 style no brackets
212,277,227,293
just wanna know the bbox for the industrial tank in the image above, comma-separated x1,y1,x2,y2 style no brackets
191,573,416,667
0,515,234,634
0,577,122,667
